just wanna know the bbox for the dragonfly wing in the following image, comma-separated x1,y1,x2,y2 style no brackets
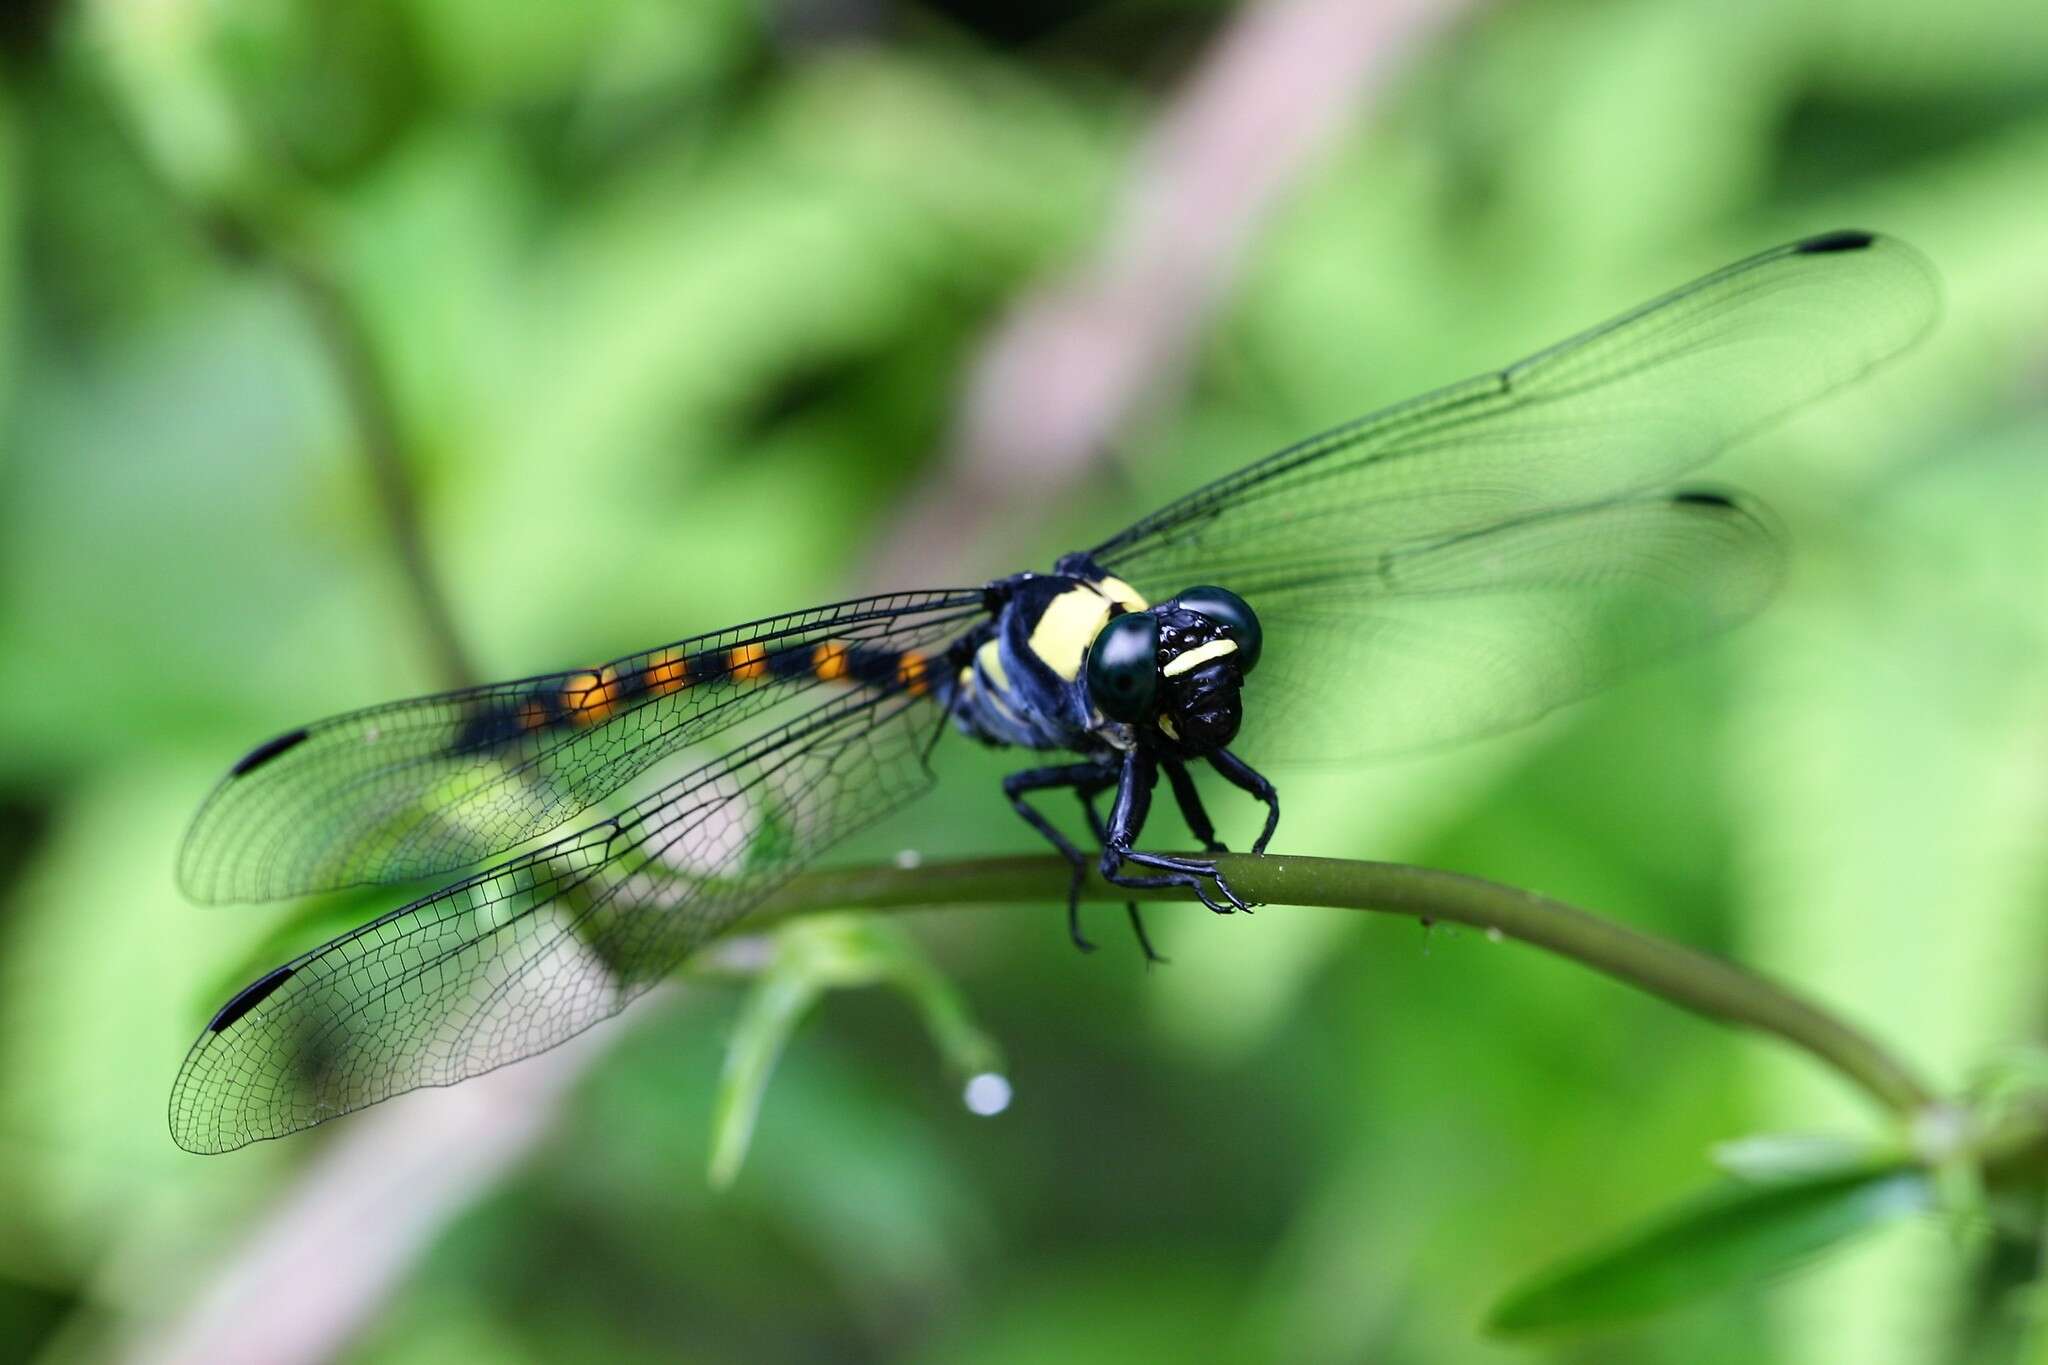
178,590,980,903
1228,489,1784,761
1091,231,1934,600
169,685,945,1153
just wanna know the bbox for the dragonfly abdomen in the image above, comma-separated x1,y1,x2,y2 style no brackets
452,640,939,755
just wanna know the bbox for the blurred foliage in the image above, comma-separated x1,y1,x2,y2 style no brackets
1488,1164,1937,1336
1,0,2046,1361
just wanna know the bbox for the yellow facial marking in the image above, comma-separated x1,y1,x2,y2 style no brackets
1030,587,1115,681
1162,638,1237,678
645,650,687,696
1094,575,1148,613
974,638,1010,692
813,641,849,682
730,643,769,682
565,669,618,726
897,652,931,696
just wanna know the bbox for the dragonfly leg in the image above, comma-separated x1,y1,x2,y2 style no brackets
1161,758,1227,853
1100,749,1252,914
1209,748,1280,854
1004,759,1121,953
1077,782,1165,966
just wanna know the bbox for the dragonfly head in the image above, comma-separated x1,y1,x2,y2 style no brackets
1085,586,1262,753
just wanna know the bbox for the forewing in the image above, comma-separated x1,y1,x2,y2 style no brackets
169,685,944,1153
1232,490,1785,762
179,590,980,903
1090,231,1935,598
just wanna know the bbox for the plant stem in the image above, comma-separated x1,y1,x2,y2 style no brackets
744,852,1938,1119
277,253,478,689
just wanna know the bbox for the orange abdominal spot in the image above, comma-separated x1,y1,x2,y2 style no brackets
517,699,550,731
813,641,850,681
730,643,769,682
565,669,617,726
897,652,930,696
645,651,687,696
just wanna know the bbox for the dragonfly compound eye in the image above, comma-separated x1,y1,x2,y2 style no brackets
1173,585,1262,673
1085,611,1160,723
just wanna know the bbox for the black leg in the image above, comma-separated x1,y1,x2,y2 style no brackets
1004,760,1119,952
1123,902,1166,966
1099,749,1252,913
1162,759,1226,853
1075,778,1114,845
1076,783,1167,966
1209,748,1280,854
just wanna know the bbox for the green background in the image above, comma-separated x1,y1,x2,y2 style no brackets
3,0,2046,1360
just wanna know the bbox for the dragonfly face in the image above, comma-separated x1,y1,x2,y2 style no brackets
168,229,1939,1152
1078,583,1262,754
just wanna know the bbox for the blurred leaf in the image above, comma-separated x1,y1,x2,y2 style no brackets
706,916,1004,1189
1713,1132,1895,1184
1488,1166,1934,1336
708,940,825,1190
1730,416,2048,1359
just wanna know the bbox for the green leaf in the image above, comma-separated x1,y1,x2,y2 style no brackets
1711,1131,1892,1183
704,916,1006,1189
707,951,827,1192
1487,1166,1935,1336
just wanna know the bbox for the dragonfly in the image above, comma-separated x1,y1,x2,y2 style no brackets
170,229,1936,1153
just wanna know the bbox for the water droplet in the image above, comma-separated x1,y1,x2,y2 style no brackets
963,1072,1011,1116
895,848,923,870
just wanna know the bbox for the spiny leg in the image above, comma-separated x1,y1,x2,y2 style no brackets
1078,782,1166,966
1003,760,1120,952
1099,749,1251,914
1208,748,1281,853
1162,758,1226,853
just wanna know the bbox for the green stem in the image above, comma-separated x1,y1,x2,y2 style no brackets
745,852,1937,1118
275,252,478,690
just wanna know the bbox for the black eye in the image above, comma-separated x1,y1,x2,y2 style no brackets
1085,612,1160,723
1174,585,1262,672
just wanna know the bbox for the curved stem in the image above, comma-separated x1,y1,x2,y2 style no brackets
276,253,478,689
745,852,1937,1119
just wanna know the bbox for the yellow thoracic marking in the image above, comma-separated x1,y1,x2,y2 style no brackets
645,650,687,696
1030,587,1115,681
1157,713,1179,741
1094,575,1148,613
957,653,1020,722
974,638,1010,692
1162,637,1238,677
813,641,849,682
730,643,769,681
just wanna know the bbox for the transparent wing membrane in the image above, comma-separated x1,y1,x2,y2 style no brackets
178,590,980,903
1089,231,1934,756
1235,490,1784,760
171,686,944,1152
